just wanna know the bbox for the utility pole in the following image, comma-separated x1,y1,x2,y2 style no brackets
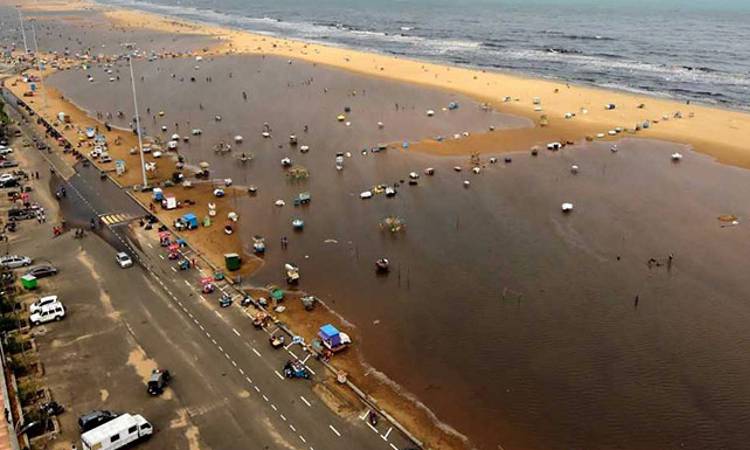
17,9,28,54
128,56,148,189
31,21,48,113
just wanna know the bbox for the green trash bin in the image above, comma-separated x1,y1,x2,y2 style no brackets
224,253,241,271
21,274,38,290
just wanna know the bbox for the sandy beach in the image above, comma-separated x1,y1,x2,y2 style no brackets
5,0,750,449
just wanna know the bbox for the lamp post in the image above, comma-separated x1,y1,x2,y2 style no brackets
128,56,148,189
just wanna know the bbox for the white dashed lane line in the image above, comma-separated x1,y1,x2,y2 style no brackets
274,371,285,381
329,425,341,437
252,348,261,357
300,396,311,407
232,328,241,337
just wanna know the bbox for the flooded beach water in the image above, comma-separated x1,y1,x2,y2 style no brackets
47,55,750,450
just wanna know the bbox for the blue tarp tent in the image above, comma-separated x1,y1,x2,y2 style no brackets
182,213,198,229
318,324,341,347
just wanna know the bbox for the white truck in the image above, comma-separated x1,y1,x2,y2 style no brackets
80,413,153,450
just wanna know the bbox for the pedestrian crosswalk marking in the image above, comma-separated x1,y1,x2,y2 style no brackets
99,213,138,226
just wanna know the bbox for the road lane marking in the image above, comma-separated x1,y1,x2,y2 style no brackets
305,366,316,375
252,348,261,357
389,444,399,450
289,424,296,432
274,371,285,380
299,396,311,407
199,325,205,331
238,368,244,375
359,411,369,421
299,435,306,443
147,243,153,249
211,339,217,345
218,346,224,352
254,386,260,393
214,310,222,318
159,254,164,259
367,421,378,433
271,404,277,411
301,354,311,364
199,295,206,302
329,425,341,437
232,328,240,337
171,267,177,272
382,427,392,440
231,360,237,367
245,376,253,384
280,414,287,421
262,395,269,402
184,280,192,287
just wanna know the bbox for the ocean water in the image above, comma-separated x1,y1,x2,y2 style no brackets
100,0,750,110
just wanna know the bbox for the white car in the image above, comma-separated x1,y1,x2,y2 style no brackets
29,295,59,314
0,173,16,183
30,302,66,326
116,252,133,268
0,147,13,155
0,255,32,269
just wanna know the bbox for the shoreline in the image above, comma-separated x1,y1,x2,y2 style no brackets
18,0,750,170
97,0,750,114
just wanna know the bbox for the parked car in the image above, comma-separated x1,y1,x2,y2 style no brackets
0,173,15,183
147,369,171,395
7,207,38,221
29,302,65,326
0,255,32,269
0,178,19,189
29,295,59,314
0,160,18,168
25,264,58,279
78,410,119,433
115,252,133,268
0,147,13,155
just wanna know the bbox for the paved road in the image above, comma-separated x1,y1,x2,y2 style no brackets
4,91,417,450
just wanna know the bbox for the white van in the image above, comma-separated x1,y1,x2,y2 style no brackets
29,302,65,326
81,413,153,450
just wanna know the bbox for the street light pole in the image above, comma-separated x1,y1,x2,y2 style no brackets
30,22,48,113
128,56,148,189
17,9,28,54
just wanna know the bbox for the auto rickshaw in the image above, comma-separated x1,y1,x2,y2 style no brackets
252,311,269,329
201,277,215,294
269,335,285,349
167,243,180,260
283,360,310,379
218,292,232,308
178,258,191,270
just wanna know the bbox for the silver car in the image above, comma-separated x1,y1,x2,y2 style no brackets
0,255,32,269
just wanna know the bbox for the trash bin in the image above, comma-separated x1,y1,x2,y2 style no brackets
21,274,37,290
224,253,241,271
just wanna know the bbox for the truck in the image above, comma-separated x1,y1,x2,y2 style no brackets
80,413,153,450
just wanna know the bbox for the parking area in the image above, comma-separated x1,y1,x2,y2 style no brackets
0,114,203,449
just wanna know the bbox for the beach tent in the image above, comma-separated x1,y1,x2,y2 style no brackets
181,213,198,229
319,324,342,347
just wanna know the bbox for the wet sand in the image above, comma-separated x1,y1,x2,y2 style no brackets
43,51,750,450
